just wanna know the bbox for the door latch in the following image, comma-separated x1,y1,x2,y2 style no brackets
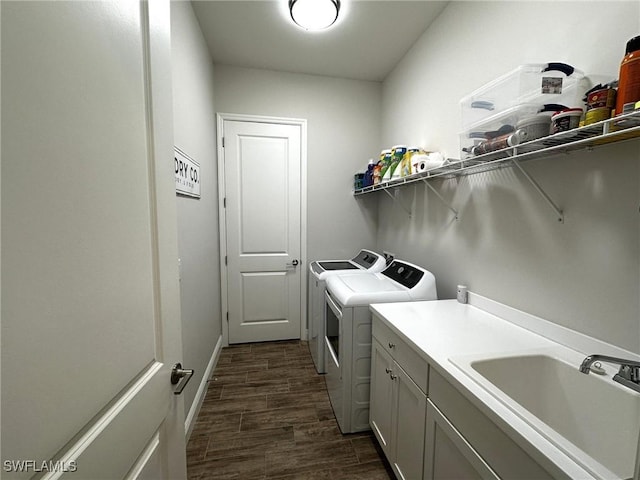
171,363,194,395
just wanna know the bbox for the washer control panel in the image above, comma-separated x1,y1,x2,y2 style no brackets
382,261,425,289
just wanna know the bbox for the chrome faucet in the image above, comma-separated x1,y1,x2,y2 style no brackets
580,354,640,394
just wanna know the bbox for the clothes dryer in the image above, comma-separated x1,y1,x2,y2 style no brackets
308,249,387,373
323,260,437,433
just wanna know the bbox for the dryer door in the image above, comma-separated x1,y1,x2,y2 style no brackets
325,291,342,367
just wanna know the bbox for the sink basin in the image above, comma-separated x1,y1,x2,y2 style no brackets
451,351,640,479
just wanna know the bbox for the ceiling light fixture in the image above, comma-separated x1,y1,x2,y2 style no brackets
289,0,341,31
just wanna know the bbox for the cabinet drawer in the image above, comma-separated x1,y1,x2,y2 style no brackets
429,370,555,480
372,315,428,393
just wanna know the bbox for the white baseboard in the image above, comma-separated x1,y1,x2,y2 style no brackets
184,334,223,440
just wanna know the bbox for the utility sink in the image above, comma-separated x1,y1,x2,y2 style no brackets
451,350,640,479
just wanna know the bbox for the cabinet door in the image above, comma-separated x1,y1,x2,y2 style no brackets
424,400,500,480
393,365,427,480
370,339,395,457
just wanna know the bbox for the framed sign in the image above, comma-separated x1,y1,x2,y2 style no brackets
174,147,201,198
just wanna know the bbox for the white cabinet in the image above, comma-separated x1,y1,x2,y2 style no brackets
427,369,555,480
370,339,394,455
424,399,499,480
394,364,427,480
371,317,429,480
370,313,557,480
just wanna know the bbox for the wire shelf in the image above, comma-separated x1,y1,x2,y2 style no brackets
353,109,640,197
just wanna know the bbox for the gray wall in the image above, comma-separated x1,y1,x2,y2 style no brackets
171,2,222,413
213,65,381,264
378,1,640,352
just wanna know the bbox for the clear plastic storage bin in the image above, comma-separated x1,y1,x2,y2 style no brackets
460,63,588,131
459,103,567,156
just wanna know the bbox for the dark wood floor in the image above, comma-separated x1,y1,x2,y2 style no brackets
186,340,394,480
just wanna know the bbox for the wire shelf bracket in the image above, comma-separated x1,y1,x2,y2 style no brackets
420,178,459,220
383,187,412,218
511,158,564,223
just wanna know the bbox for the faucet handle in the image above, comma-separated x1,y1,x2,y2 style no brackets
613,366,640,393
617,364,640,383
580,354,640,393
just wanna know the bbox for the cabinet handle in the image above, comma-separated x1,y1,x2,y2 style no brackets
385,367,392,374
388,342,395,349
390,373,398,380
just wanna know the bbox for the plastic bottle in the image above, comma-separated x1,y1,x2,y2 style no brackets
379,149,393,183
401,148,417,177
615,35,640,116
373,152,383,185
364,159,374,187
388,145,407,180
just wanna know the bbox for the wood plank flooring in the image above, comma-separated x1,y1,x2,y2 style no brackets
186,340,394,480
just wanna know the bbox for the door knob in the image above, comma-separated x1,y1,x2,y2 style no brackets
171,363,194,395
286,259,299,270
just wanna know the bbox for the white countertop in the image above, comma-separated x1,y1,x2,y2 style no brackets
369,298,637,480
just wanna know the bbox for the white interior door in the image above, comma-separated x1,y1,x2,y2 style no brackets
2,1,187,478
222,118,303,344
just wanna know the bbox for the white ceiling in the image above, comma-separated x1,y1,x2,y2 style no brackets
191,1,449,82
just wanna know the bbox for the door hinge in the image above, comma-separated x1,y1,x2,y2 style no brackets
225,255,227,266
226,312,229,323
223,197,226,208
222,137,225,148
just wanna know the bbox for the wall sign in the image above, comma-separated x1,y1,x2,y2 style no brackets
174,147,201,198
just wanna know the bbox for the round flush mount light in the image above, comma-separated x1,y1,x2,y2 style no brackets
289,0,341,31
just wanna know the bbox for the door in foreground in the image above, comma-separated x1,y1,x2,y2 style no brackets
2,1,187,478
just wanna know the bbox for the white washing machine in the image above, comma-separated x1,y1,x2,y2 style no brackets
323,260,437,433
308,249,387,374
